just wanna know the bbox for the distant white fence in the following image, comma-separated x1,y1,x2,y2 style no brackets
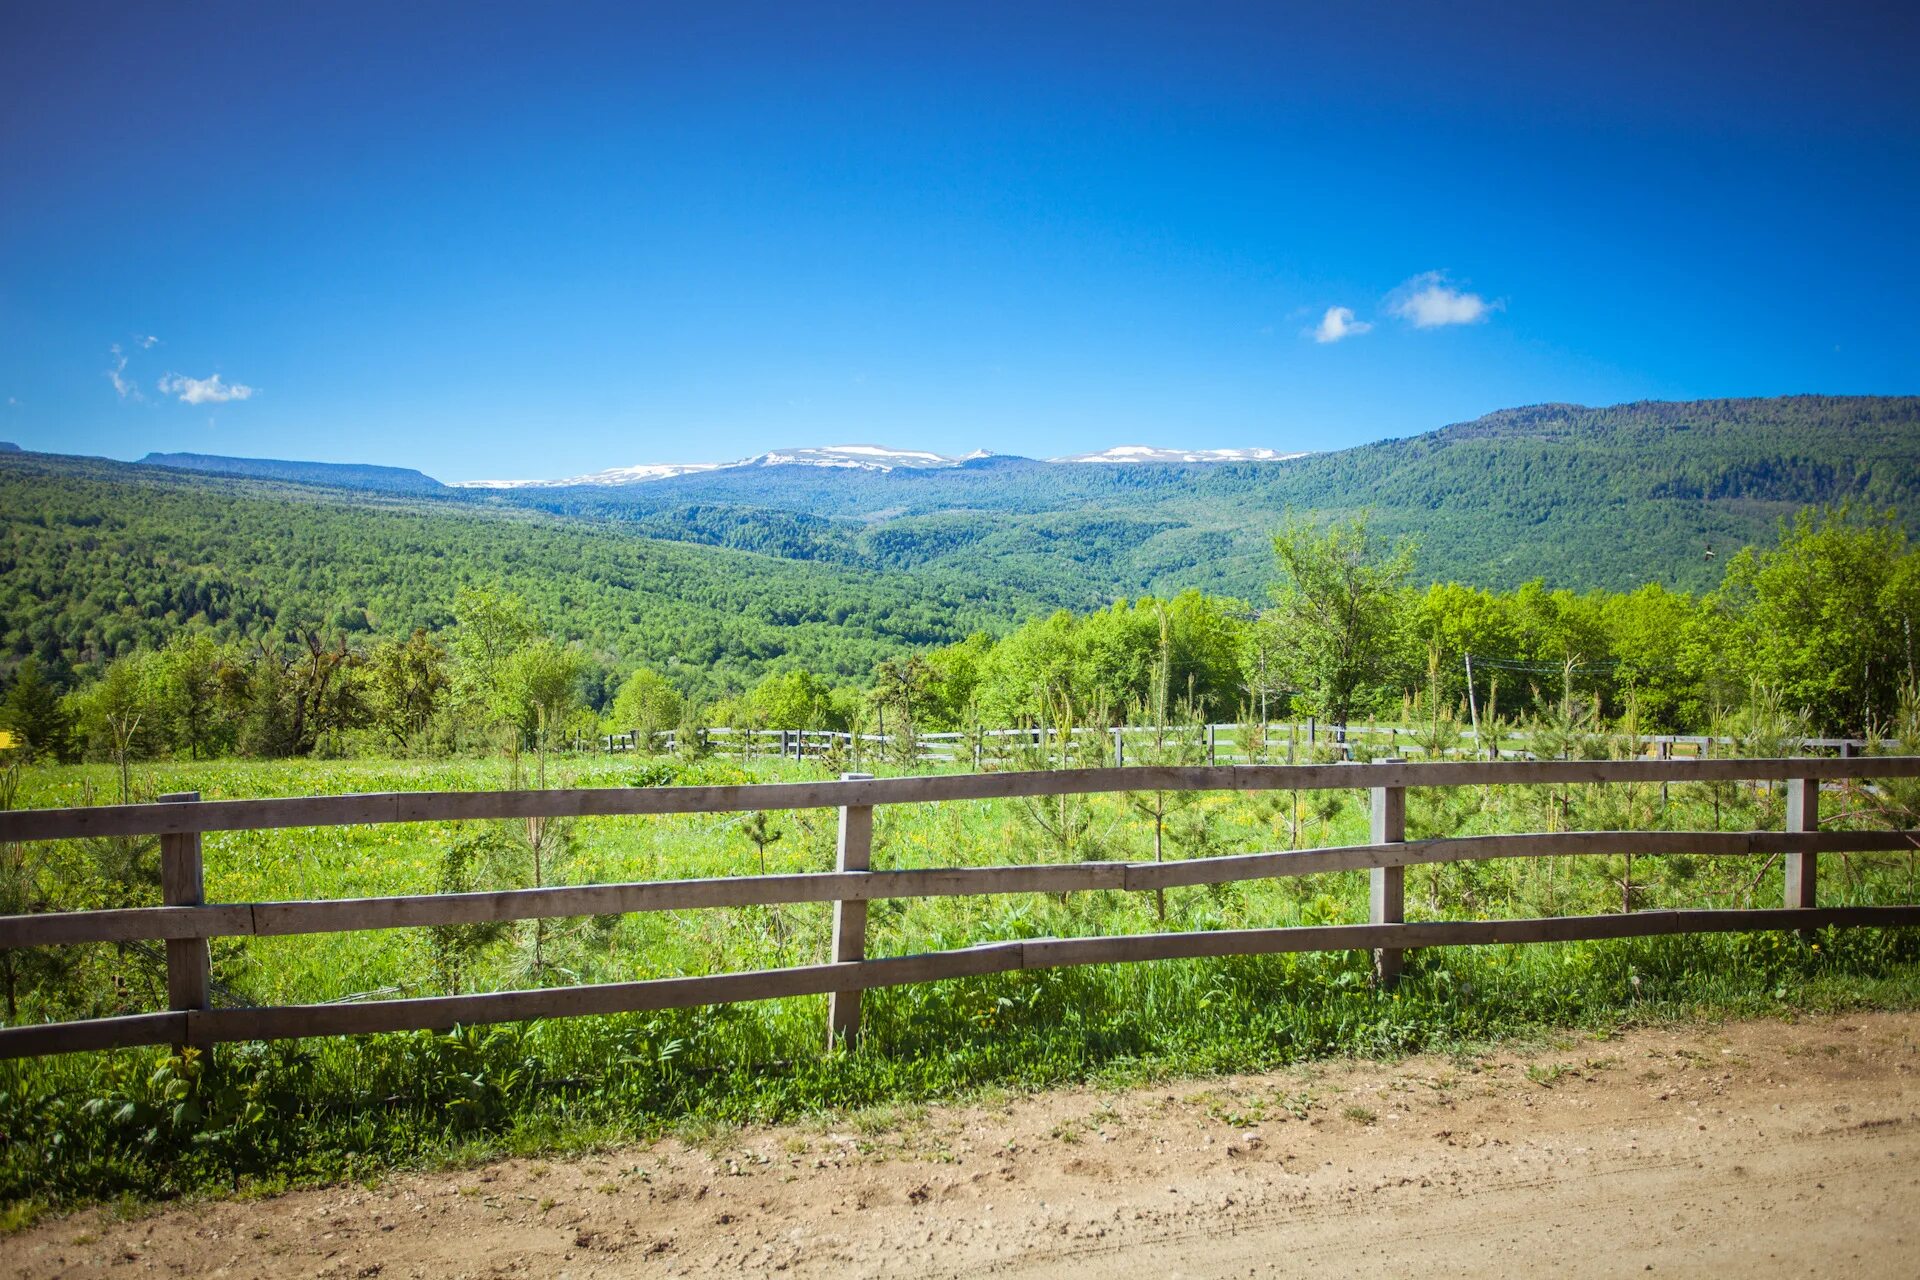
597,723,1871,767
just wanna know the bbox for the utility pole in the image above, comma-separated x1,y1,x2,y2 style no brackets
1464,651,1481,744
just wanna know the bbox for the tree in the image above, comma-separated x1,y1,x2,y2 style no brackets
1160,590,1247,720
1715,504,1919,734
0,658,72,761
367,628,451,752
1010,685,1110,862
0,760,74,1018
1267,514,1416,731
1126,614,1207,918
256,631,367,757
425,826,514,994
740,811,783,875
745,670,837,732
919,632,993,731
1239,613,1289,724
64,654,158,794
872,655,932,762
607,667,684,752
450,585,539,738
146,634,233,760
501,637,587,783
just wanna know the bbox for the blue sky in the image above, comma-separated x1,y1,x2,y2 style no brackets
2,1,1914,482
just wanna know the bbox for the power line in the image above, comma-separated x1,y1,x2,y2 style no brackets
1466,655,1626,676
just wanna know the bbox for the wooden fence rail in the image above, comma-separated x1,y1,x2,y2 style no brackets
2,757,1918,1059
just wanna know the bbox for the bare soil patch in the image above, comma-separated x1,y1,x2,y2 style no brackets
7,1011,1919,1278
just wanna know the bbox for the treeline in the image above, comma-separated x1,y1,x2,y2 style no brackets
807,503,1917,740
3,504,1913,765
0,588,607,768
0,452,1044,702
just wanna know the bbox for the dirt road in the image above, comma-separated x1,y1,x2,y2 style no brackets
7,1011,1918,1278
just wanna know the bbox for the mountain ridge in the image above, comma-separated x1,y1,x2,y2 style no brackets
461,394,1919,596
49,394,1920,600
140,452,447,495
451,442,1304,488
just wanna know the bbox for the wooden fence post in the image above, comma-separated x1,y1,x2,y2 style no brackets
1370,764,1406,986
1113,727,1125,767
827,773,875,1048
158,791,209,1024
1785,776,1818,910
1205,724,1217,765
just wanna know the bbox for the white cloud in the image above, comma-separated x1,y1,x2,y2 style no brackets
1313,306,1373,343
1388,271,1499,328
138,334,160,349
106,344,141,400
157,372,255,405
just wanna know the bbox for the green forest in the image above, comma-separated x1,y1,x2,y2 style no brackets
4,478,1915,772
0,451,1047,705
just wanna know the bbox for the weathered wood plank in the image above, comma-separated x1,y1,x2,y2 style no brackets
5,830,1913,949
1370,773,1406,985
6,758,1920,842
1125,829,1920,890
9,906,1920,1057
0,1012,187,1058
828,775,873,1047
159,792,208,1020
1016,906,1920,969
1785,777,1819,910
0,904,256,948
249,862,1133,937
183,944,1027,1045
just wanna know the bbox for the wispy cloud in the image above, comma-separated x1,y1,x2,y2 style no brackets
106,344,141,400
1388,271,1499,328
158,372,255,405
137,334,160,350
1313,306,1372,343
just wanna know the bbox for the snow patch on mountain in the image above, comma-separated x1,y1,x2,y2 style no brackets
749,445,962,470
453,442,1307,487
1049,445,1309,465
457,461,727,489
454,444,980,488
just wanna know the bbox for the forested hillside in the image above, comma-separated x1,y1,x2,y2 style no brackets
140,452,449,496
0,452,1045,700
119,397,1920,602
470,396,1920,597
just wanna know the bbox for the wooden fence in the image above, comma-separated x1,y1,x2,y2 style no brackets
599,723,1870,766
2,756,1918,1060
